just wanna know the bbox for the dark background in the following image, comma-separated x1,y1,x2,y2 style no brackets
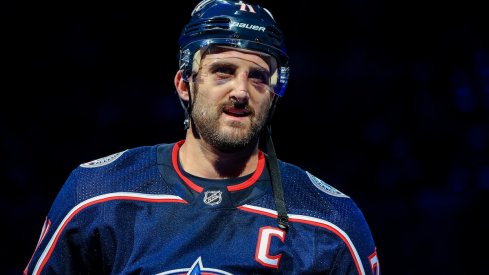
3,0,488,274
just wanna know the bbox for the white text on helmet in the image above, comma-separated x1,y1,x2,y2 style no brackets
230,21,265,32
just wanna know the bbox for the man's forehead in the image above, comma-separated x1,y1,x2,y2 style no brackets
201,46,275,71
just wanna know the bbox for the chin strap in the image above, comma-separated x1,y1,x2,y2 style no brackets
180,80,193,130
264,96,289,230
265,124,289,230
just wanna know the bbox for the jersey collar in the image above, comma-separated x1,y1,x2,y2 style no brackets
172,140,265,193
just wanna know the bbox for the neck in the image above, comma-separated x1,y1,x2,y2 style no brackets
178,134,260,179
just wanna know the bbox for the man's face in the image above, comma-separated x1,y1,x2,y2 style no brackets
190,48,275,152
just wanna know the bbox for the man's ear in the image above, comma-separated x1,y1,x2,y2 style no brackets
174,70,190,101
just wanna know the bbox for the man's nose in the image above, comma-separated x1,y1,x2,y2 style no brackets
230,72,250,101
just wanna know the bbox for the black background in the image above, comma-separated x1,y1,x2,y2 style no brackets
3,0,488,274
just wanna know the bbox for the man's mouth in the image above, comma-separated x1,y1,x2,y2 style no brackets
223,106,252,117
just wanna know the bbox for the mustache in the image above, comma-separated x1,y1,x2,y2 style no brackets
220,98,255,115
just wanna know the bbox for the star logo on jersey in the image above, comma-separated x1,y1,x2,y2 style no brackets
203,190,222,205
156,257,232,275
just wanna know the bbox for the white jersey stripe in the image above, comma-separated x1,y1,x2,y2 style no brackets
33,192,185,275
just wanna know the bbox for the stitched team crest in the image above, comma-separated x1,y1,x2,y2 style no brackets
306,171,349,198
80,150,127,168
203,190,222,205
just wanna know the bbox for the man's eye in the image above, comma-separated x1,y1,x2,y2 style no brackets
249,70,270,85
212,66,234,76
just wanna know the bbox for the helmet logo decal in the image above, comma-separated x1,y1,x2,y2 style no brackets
230,21,265,32
203,190,223,205
235,1,256,13
180,48,191,70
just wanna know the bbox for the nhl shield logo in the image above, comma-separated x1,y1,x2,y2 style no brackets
203,190,222,206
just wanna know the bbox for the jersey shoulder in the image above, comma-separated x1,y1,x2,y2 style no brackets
278,160,366,225
278,160,378,258
78,144,157,169
278,160,349,200
54,144,173,208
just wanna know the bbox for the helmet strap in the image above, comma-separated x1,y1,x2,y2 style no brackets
180,79,193,130
264,97,289,230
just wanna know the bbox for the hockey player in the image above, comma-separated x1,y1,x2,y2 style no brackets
24,0,380,274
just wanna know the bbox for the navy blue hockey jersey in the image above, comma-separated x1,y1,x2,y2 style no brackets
25,141,380,274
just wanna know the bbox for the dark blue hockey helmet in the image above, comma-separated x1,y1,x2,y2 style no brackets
178,0,289,96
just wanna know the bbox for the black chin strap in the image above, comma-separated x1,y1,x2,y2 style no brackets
264,97,289,230
180,80,193,130
265,124,289,230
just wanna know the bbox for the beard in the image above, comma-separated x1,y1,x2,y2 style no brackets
190,89,270,152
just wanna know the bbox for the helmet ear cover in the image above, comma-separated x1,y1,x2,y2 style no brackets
178,0,289,96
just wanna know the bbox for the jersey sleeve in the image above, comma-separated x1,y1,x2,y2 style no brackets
23,147,152,275
329,201,380,275
304,170,381,275
23,149,128,275
24,168,95,274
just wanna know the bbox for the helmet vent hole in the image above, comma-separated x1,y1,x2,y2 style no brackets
185,18,231,35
